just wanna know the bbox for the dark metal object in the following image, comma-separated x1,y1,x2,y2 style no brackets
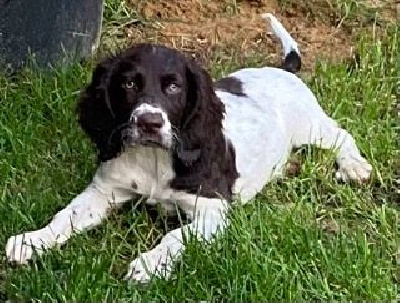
0,0,103,72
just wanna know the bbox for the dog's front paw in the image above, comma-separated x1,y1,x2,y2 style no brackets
336,154,372,183
125,248,174,283
6,229,54,264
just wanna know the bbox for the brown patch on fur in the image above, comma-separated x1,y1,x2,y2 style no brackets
214,76,246,96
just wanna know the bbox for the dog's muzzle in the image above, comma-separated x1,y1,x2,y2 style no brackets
136,112,164,134
122,104,172,148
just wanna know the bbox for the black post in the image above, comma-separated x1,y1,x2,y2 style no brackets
0,0,103,72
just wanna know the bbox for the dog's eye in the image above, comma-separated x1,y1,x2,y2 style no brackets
124,81,137,90
165,82,181,94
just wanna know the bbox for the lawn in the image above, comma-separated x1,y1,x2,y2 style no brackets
0,1,398,301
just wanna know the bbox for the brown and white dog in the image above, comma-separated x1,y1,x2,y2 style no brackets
6,14,372,283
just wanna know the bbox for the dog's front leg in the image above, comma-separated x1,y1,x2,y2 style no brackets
126,197,228,283
6,178,133,264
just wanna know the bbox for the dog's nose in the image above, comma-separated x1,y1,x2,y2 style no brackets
136,112,164,132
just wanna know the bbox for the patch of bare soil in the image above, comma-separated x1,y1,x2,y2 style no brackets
121,0,396,72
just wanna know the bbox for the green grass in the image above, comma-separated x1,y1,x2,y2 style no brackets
101,0,144,53
0,13,398,303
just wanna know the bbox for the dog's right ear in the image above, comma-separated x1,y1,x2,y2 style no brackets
174,57,225,166
77,58,122,162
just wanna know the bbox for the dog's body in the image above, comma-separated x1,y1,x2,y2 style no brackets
6,14,372,283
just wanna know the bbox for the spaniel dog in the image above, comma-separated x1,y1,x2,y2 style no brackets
6,14,372,283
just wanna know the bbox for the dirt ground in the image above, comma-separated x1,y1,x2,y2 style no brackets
117,0,397,71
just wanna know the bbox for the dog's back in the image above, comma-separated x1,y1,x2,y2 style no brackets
215,14,307,201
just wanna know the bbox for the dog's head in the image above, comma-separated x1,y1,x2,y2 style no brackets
78,44,224,162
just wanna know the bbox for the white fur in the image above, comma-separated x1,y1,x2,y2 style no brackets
130,103,173,147
262,13,300,56
220,67,371,202
125,197,227,282
5,13,372,283
6,146,228,283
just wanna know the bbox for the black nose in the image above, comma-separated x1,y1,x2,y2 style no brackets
136,112,164,133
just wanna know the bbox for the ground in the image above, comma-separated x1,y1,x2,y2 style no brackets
0,0,398,301
102,0,397,71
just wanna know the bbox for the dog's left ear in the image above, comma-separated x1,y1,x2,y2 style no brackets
77,57,122,162
176,57,225,165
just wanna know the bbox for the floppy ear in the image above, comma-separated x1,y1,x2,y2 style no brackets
77,58,122,162
171,58,238,198
176,58,225,165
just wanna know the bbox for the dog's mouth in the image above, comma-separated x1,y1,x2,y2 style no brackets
121,127,167,149
137,135,165,148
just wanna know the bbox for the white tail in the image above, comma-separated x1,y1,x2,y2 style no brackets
262,13,300,56
262,13,301,73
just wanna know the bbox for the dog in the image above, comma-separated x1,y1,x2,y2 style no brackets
6,14,372,283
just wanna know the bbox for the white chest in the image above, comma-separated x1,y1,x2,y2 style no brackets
95,147,175,201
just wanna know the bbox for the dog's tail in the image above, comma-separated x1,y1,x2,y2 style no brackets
261,13,302,73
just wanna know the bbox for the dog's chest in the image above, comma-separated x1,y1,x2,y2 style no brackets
98,147,175,200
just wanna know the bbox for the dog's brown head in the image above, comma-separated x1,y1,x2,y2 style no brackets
78,44,237,198
78,44,223,161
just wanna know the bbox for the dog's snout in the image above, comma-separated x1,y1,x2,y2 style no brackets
136,113,164,132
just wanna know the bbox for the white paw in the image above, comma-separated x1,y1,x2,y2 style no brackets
336,154,372,183
6,229,54,264
125,248,174,283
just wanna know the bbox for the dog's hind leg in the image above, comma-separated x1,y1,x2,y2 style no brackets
290,107,372,183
